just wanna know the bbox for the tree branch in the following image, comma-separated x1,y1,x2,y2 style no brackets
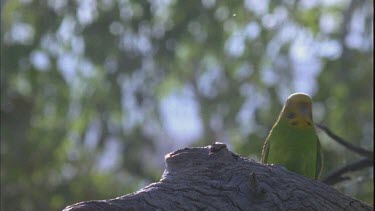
322,158,373,185
63,143,373,211
315,123,373,159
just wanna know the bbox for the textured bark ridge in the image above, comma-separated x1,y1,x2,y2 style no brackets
63,142,373,211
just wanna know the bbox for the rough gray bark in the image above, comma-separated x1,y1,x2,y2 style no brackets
63,142,373,211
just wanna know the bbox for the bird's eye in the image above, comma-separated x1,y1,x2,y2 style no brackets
287,112,295,119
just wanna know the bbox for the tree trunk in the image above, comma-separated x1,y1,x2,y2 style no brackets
63,142,373,211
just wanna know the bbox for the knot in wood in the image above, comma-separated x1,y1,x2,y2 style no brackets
210,142,227,153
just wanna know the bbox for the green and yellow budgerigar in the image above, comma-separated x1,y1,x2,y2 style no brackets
261,93,322,179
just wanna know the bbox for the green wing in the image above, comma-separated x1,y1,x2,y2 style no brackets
261,122,280,164
261,137,270,163
315,138,323,179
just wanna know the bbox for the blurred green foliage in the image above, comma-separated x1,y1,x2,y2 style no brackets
1,0,373,210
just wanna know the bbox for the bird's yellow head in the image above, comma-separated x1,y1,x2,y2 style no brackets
281,93,314,128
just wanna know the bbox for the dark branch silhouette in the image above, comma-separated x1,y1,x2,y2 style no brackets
63,143,373,211
316,124,373,186
322,158,373,185
316,123,373,159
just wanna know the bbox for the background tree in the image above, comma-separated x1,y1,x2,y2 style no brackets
1,0,373,210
